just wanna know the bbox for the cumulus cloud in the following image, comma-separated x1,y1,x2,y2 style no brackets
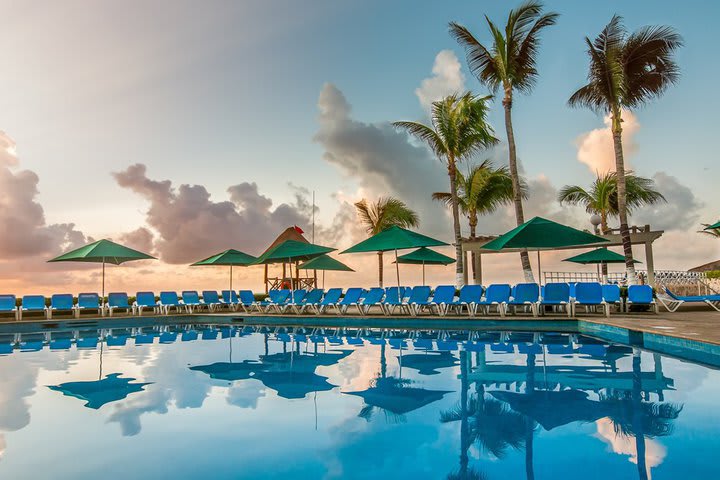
313,83,451,238
633,172,703,231
415,50,465,112
575,111,640,174
595,418,666,475
118,227,156,255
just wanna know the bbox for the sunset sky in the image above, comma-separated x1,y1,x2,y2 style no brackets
0,0,717,295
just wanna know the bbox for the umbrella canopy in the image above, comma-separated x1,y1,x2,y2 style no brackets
345,377,450,415
482,217,608,251
252,240,335,265
48,373,152,409
298,254,354,272
399,351,459,376
341,226,448,253
189,361,268,381
564,248,640,265
191,249,257,291
191,249,256,266
49,239,155,265
704,221,720,230
48,239,156,298
394,247,455,265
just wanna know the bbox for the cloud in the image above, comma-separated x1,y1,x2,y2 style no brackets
633,172,703,231
113,164,312,263
0,131,18,167
575,111,640,174
313,83,451,239
595,418,666,477
415,50,465,112
118,227,156,255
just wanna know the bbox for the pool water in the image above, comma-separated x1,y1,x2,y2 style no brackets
0,322,718,479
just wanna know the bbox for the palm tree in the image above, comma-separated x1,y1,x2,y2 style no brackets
354,197,419,287
699,223,720,238
450,1,559,282
394,93,497,287
568,15,682,284
432,160,520,282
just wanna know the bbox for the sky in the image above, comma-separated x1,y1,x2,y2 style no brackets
0,0,718,294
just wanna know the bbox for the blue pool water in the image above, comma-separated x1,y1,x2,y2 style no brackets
0,321,718,479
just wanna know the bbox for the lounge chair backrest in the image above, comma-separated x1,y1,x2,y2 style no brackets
602,284,621,303
239,290,255,304
108,292,129,308
77,293,99,309
303,289,324,304
160,291,180,305
291,289,307,303
543,283,570,302
485,284,511,303
341,288,364,304
182,291,200,304
432,285,456,304
362,287,385,304
22,295,46,310
136,292,156,307
575,283,603,304
320,288,343,305
459,285,484,304
513,283,540,303
384,287,403,303
269,289,291,303
222,290,239,303
664,287,681,300
0,295,16,311
408,286,431,303
202,291,220,304
569,283,577,299
628,285,653,303
51,294,74,310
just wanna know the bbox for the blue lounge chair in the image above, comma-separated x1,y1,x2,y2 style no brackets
658,287,720,312
201,290,223,311
0,295,18,321
134,292,158,316
238,290,258,312
602,284,623,312
335,288,364,315
573,282,609,317
159,291,184,314
76,331,98,349
476,284,510,317
181,330,199,342
456,285,484,316
539,283,572,317
47,294,74,319
359,287,385,315
221,290,240,311
259,289,291,313
506,283,540,316
106,292,132,317
407,286,432,315
317,288,343,314
282,290,308,313
382,287,407,315
182,291,204,312
626,285,658,313
429,285,456,316
106,329,131,346
297,288,324,314
75,293,102,318
20,295,47,320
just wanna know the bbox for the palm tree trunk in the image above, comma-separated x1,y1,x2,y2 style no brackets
449,160,465,288
459,350,470,478
469,215,478,284
525,351,536,480
632,349,649,480
377,251,384,287
503,90,534,282
611,112,637,285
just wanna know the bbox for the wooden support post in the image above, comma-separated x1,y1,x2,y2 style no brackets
644,241,655,287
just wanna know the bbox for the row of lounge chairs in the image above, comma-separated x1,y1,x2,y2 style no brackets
0,283,660,321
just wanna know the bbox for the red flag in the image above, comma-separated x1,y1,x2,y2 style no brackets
293,225,304,234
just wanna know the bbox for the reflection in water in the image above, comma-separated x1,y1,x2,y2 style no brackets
0,323,715,479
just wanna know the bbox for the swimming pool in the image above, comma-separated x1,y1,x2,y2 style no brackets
0,319,718,479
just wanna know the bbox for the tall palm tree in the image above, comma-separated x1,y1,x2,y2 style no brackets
354,197,419,287
699,223,720,238
450,1,559,282
432,160,520,282
394,93,497,287
568,15,682,284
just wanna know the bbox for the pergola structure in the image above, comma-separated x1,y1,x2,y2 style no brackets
461,224,664,285
261,227,317,293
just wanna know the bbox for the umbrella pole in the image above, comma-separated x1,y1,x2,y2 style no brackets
230,265,233,292
536,251,542,286
395,249,401,302
422,261,425,286
102,259,105,301
597,264,601,283
323,270,325,290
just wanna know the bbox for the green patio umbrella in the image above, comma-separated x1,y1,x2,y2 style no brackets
564,248,640,283
48,239,156,298
341,226,448,293
298,254,354,289
704,221,720,230
394,247,455,286
191,249,257,291
252,240,335,290
482,217,608,284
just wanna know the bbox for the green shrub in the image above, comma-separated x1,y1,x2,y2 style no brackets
706,270,720,279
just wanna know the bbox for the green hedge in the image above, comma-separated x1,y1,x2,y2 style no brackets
706,270,720,279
